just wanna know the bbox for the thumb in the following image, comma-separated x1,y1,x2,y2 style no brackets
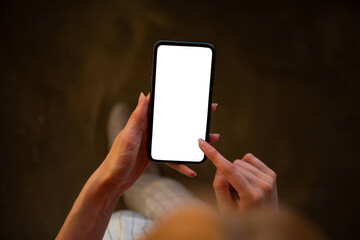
117,93,148,154
213,169,236,213
124,92,149,133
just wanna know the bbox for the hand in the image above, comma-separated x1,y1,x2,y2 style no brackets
198,139,278,213
56,94,220,239
100,92,151,194
100,93,220,194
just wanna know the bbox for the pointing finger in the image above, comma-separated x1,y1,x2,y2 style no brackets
198,138,232,173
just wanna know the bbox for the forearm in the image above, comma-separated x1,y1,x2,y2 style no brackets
56,93,150,239
56,164,122,240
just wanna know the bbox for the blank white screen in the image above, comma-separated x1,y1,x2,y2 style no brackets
151,45,213,162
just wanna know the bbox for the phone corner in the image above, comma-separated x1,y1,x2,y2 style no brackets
153,40,166,51
206,42,215,51
146,145,154,162
198,156,208,164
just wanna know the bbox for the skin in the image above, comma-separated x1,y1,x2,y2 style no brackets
198,139,278,213
56,92,278,240
56,93,219,240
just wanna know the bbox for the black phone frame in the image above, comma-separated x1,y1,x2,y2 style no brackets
147,40,216,164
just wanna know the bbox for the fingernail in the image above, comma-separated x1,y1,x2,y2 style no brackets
190,171,197,177
215,133,220,138
138,92,145,104
214,103,218,108
198,138,207,147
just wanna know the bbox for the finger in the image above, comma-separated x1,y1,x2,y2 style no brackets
213,169,236,213
198,138,233,173
198,138,252,195
167,163,197,177
140,92,151,131
241,153,275,176
125,92,149,131
233,159,271,182
232,160,268,188
234,159,275,199
211,103,218,113
209,133,220,143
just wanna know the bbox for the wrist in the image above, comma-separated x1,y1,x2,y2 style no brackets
56,162,123,240
92,162,125,198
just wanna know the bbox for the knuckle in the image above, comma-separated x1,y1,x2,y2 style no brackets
249,191,262,203
121,130,141,151
268,170,277,179
261,182,273,196
211,149,219,156
213,178,227,191
206,146,215,154
224,164,237,175
243,153,254,162
233,159,242,165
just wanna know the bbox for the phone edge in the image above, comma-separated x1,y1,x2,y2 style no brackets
147,40,216,164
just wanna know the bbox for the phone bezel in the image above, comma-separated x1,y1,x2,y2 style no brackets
147,40,216,164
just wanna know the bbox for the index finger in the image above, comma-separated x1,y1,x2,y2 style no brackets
198,138,233,173
198,138,252,195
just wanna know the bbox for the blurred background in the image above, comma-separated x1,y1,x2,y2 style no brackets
1,0,359,239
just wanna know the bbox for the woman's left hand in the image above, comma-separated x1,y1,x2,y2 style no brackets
100,93,220,194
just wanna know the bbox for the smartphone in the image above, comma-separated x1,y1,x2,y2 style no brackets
147,40,215,163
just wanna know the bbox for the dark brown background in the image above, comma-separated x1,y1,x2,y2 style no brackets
1,0,359,239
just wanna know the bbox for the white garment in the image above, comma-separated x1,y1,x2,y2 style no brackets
103,211,153,240
103,173,200,240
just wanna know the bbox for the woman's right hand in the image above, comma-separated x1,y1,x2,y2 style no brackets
198,139,278,213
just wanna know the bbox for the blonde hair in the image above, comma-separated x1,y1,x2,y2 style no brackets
142,205,326,240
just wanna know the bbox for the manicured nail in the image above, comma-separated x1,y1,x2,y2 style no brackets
138,92,145,104
198,138,207,148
